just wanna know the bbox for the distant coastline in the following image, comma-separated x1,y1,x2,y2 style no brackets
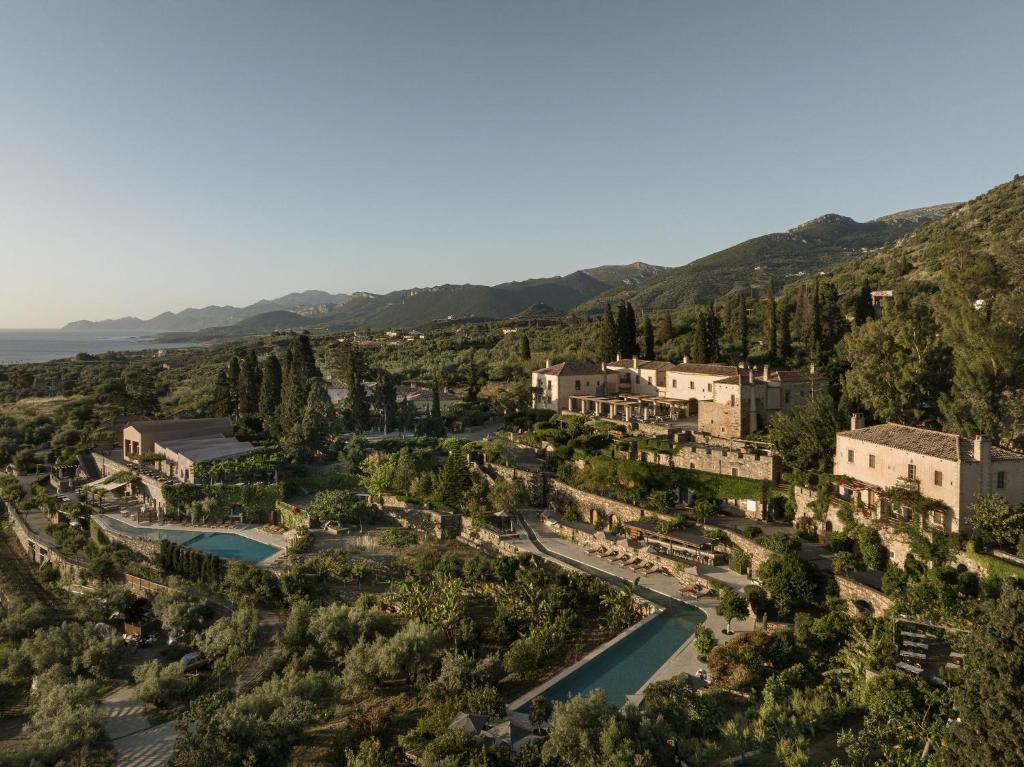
0,329,196,365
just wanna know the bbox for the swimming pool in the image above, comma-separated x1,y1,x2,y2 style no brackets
97,516,280,563
514,604,703,710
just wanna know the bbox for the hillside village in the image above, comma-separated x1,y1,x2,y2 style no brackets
1,174,1023,767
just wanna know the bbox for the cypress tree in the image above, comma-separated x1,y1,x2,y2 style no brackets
212,369,234,418
738,295,749,360
643,316,655,359
616,302,630,358
519,334,531,361
853,282,874,325
779,307,793,362
598,304,618,362
227,356,241,412
657,313,674,343
437,444,472,509
237,350,261,416
765,279,778,361
691,309,710,363
259,354,283,428
810,277,823,356
625,303,639,356
303,378,337,452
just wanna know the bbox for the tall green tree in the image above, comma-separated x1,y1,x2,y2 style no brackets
437,444,472,510
373,371,398,433
936,587,1024,766
765,279,778,361
258,354,282,429
301,378,336,456
839,298,950,424
657,312,675,343
853,282,874,325
598,304,618,362
642,316,655,359
237,350,261,416
738,294,749,360
211,369,234,418
767,394,838,474
519,333,531,361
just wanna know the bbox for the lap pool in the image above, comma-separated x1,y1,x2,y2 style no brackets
514,604,703,710
97,516,280,563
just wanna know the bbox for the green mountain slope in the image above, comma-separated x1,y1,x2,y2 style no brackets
816,177,1024,298
319,262,665,329
579,205,957,313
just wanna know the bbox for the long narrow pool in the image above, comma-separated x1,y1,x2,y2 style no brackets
96,516,280,563
516,604,703,710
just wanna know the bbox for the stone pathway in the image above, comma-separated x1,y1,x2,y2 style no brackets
99,685,176,767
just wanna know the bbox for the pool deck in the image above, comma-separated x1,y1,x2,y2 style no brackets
94,513,288,566
510,510,757,704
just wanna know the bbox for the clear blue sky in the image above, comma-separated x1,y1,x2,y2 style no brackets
1,1,1022,327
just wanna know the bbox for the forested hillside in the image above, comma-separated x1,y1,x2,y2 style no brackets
580,205,956,313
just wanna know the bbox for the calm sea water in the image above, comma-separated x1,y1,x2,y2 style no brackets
0,329,195,365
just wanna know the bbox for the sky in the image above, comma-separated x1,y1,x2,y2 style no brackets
1,1,1022,328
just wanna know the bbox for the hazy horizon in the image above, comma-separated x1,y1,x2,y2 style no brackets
2,1,1023,327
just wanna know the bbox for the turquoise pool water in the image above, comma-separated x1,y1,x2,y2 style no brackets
516,604,703,710
98,516,279,563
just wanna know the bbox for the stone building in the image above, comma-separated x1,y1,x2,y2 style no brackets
533,356,824,440
834,414,1024,534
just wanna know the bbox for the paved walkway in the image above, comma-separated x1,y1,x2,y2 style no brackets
99,686,175,767
512,511,757,700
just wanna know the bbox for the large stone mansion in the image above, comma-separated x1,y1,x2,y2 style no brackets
531,356,824,440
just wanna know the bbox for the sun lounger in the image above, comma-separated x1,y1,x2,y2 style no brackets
900,650,927,661
904,641,929,650
896,661,924,675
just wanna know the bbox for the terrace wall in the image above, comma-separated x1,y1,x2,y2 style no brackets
8,508,86,580
91,518,161,560
640,444,779,483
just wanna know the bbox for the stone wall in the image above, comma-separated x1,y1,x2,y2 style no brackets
793,487,914,567
379,499,462,540
91,518,161,560
8,508,86,580
548,478,648,526
541,516,715,592
640,444,779,482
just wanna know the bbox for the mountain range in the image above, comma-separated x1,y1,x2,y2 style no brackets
64,201,959,339
63,290,352,333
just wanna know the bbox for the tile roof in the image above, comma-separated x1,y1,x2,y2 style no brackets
839,423,1024,463
534,361,606,376
670,363,740,376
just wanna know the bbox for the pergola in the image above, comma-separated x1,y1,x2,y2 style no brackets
567,394,691,422
622,520,722,566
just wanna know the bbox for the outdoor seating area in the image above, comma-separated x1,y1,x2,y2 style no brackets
893,618,962,683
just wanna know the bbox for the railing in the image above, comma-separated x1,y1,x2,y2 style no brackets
895,476,920,491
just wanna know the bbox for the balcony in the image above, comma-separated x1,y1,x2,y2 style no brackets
895,476,920,491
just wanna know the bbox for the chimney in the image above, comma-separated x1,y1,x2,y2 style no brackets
851,413,865,431
809,363,816,375
974,435,990,462
545,359,551,368
682,355,689,364
748,368,755,384
616,353,622,361
763,363,770,381
633,356,638,368
601,361,606,371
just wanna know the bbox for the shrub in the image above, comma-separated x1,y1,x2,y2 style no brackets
379,528,419,549
693,624,717,661
729,549,751,575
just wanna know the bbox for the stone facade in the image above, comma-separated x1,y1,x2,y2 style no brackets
640,442,779,483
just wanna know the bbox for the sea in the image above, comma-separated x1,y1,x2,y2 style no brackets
0,329,196,366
